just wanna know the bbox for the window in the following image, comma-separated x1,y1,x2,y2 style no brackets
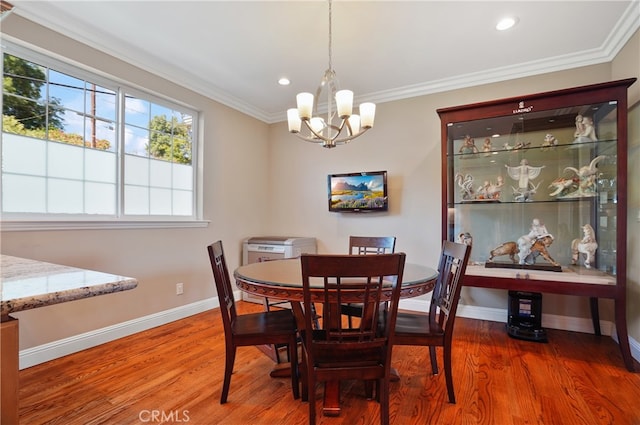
1,43,200,228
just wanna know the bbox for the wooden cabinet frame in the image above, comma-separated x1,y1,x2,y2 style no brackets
438,79,636,371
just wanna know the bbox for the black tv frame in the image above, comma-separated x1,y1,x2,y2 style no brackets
327,170,388,213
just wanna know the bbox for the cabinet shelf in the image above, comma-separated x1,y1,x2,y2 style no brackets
438,78,636,371
449,138,618,159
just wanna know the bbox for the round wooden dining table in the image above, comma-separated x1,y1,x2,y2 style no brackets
233,257,438,417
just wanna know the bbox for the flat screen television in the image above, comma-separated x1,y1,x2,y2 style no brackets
328,170,388,213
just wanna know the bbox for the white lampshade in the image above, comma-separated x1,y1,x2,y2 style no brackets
296,92,314,120
335,90,353,118
310,117,325,135
348,114,361,135
360,103,376,128
287,108,301,133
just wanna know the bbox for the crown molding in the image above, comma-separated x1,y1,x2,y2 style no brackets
11,2,640,126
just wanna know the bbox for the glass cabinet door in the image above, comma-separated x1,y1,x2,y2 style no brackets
445,100,618,275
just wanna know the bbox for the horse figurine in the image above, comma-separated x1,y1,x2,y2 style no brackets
571,224,598,268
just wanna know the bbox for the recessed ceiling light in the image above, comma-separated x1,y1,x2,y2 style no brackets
496,16,518,31
278,77,290,86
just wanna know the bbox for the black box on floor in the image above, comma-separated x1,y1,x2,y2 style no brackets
507,291,547,342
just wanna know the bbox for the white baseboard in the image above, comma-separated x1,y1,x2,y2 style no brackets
20,295,639,370
19,297,219,370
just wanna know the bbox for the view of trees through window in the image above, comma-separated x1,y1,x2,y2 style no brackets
1,49,196,218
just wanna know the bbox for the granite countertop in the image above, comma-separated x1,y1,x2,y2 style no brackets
1,255,138,320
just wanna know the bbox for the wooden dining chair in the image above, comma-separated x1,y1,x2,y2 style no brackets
207,240,299,403
299,253,406,425
341,236,397,328
391,240,471,404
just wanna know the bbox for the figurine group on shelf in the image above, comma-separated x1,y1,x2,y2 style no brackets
480,218,598,269
457,114,600,157
548,155,606,198
457,152,608,202
455,172,504,201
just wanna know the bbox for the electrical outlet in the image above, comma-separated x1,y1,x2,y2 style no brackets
176,282,184,295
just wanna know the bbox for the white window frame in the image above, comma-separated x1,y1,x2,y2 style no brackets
1,41,206,231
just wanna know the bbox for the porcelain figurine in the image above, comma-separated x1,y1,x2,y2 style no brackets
457,232,473,247
512,141,531,151
573,115,598,143
476,176,504,200
571,224,598,268
482,138,493,156
541,133,558,150
454,172,475,200
459,135,479,155
548,176,578,197
488,235,558,266
506,159,545,202
516,218,554,265
556,155,606,198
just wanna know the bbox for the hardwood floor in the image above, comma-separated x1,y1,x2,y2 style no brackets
18,302,640,425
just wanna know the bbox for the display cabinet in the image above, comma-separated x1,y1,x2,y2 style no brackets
438,78,636,371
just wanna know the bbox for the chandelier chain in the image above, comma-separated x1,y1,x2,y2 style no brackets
328,0,332,71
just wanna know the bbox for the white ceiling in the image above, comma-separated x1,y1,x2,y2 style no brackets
8,1,640,123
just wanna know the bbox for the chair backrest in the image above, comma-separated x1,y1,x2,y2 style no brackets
349,236,396,255
207,240,236,334
300,253,406,358
430,240,471,335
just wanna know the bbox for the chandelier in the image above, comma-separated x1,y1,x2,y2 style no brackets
287,0,375,148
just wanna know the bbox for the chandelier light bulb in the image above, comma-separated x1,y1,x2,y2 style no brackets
348,114,361,135
360,103,376,129
287,108,301,133
335,89,353,118
310,117,325,135
296,92,314,120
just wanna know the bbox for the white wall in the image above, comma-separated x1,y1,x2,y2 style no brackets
612,30,640,342
1,13,638,367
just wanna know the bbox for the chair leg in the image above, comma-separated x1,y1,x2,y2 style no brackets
364,380,374,399
443,345,455,404
289,337,300,399
308,370,316,425
220,345,236,404
429,346,439,375
300,349,308,402
380,378,390,425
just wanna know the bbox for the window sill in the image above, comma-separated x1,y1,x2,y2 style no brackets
0,220,210,232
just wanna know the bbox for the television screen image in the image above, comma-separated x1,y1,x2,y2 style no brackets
328,171,388,212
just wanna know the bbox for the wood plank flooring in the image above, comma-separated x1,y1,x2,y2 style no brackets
17,302,640,424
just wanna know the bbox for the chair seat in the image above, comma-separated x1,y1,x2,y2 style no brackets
393,311,445,342
232,309,297,340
